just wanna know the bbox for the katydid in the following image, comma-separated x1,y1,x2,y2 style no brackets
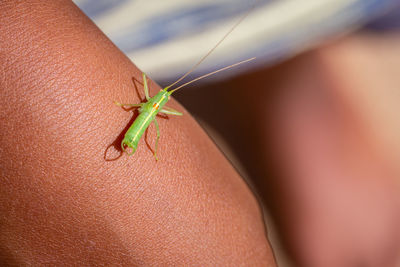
115,5,256,160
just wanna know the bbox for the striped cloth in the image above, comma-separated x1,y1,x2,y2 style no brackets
74,0,400,84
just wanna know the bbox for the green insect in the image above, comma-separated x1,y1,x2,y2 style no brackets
115,5,256,160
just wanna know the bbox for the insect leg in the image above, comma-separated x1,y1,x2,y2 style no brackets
153,119,160,161
114,101,143,108
160,106,183,116
142,73,150,100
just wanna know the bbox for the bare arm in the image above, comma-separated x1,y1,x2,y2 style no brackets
0,1,275,266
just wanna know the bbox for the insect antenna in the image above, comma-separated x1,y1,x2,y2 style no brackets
164,1,257,91
168,57,255,94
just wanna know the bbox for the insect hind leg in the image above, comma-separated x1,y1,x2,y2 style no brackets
153,119,160,161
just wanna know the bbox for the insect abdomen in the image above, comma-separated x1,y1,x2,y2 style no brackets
122,110,154,153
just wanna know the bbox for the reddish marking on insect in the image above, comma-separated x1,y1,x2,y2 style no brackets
153,103,159,110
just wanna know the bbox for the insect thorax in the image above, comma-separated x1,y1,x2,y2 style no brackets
145,90,170,112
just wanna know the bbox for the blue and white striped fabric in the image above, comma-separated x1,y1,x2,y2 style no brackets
74,0,400,84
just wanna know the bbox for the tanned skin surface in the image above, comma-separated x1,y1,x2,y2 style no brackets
0,1,276,266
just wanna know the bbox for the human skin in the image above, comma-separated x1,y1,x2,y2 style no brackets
266,38,400,266
0,1,276,266
177,33,400,266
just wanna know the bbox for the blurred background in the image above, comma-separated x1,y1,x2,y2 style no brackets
74,0,400,266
